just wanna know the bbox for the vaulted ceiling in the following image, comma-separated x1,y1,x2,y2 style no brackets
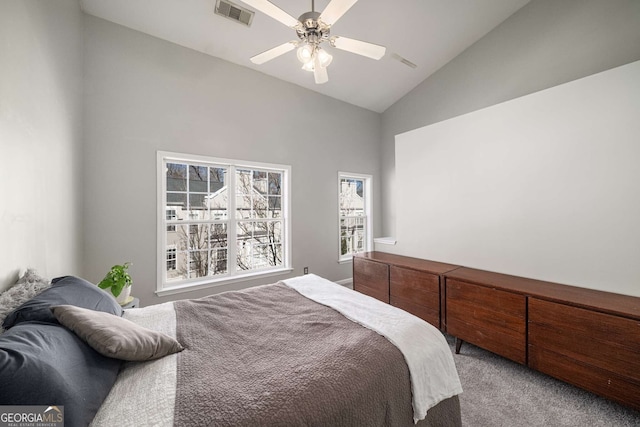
80,0,530,112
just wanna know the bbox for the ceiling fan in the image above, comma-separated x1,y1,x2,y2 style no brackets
239,0,386,84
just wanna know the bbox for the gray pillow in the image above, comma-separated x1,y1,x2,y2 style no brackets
51,304,184,361
3,275,123,330
0,269,50,333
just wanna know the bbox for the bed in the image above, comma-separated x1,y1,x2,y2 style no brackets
0,273,462,427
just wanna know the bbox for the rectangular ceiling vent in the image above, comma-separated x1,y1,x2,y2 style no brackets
391,53,418,69
215,0,254,27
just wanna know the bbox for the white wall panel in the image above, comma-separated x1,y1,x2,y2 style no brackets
392,61,640,296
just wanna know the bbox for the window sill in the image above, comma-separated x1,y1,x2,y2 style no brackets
155,267,294,297
374,237,397,245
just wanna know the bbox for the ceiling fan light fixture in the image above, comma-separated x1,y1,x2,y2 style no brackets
301,60,314,72
296,44,314,63
316,47,333,67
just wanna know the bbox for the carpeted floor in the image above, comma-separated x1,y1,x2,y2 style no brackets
446,335,640,426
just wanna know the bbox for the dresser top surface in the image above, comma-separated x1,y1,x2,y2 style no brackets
355,252,460,275
446,267,640,320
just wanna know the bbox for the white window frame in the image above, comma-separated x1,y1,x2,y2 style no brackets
157,151,292,296
338,171,372,263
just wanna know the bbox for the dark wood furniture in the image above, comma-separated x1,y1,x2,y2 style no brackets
446,277,527,364
443,266,640,411
352,252,459,329
352,252,640,411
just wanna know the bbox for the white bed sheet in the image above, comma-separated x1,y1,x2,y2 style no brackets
90,302,178,427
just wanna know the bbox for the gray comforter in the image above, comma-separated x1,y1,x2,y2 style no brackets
173,283,461,427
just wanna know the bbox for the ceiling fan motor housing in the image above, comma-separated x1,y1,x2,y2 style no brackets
296,11,330,46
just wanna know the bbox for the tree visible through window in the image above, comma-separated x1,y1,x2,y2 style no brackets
339,172,372,261
158,153,291,293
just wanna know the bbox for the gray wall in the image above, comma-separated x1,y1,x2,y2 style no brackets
82,16,381,306
0,0,83,290
381,0,640,237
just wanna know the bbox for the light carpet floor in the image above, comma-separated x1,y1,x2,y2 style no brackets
446,335,640,426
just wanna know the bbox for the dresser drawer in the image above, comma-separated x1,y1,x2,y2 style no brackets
529,345,640,411
446,279,527,364
390,266,440,328
528,298,640,384
353,257,389,303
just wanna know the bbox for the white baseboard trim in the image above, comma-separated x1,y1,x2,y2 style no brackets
336,277,353,289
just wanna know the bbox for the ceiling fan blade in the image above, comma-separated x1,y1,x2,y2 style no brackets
319,0,358,26
331,36,386,60
250,41,297,64
238,0,299,28
313,55,329,84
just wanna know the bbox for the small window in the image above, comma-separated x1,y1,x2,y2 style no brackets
157,152,292,295
338,172,372,262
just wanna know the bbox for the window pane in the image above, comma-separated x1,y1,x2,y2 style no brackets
189,165,208,193
210,223,227,248
206,191,227,221
252,244,269,269
236,195,252,219
236,169,252,195
167,193,187,220
268,196,281,218
341,236,349,256
237,221,253,241
237,220,253,271
209,167,226,193
266,244,282,267
340,178,365,216
253,194,267,218
189,194,208,220
253,171,267,195
253,221,271,243
170,225,188,252
341,217,357,256
237,221,256,270
166,247,177,272
188,250,209,278
187,224,209,251
269,172,281,195
236,221,283,271
254,244,281,269
210,249,227,275
167,163,187,191
264,221,282,243
167,251,188,281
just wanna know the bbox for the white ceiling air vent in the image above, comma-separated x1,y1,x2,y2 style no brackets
215,0,254,27
391,53,418,69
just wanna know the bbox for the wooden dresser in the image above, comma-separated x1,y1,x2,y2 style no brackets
444,266,640,411
352,252,459,329
352,252,640,411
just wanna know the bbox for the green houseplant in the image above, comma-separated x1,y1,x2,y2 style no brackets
98,262,132,304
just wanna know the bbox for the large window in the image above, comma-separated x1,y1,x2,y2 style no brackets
157,152,291,295
338,172,372,262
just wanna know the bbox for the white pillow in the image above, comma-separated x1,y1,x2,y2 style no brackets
0,269,51,333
